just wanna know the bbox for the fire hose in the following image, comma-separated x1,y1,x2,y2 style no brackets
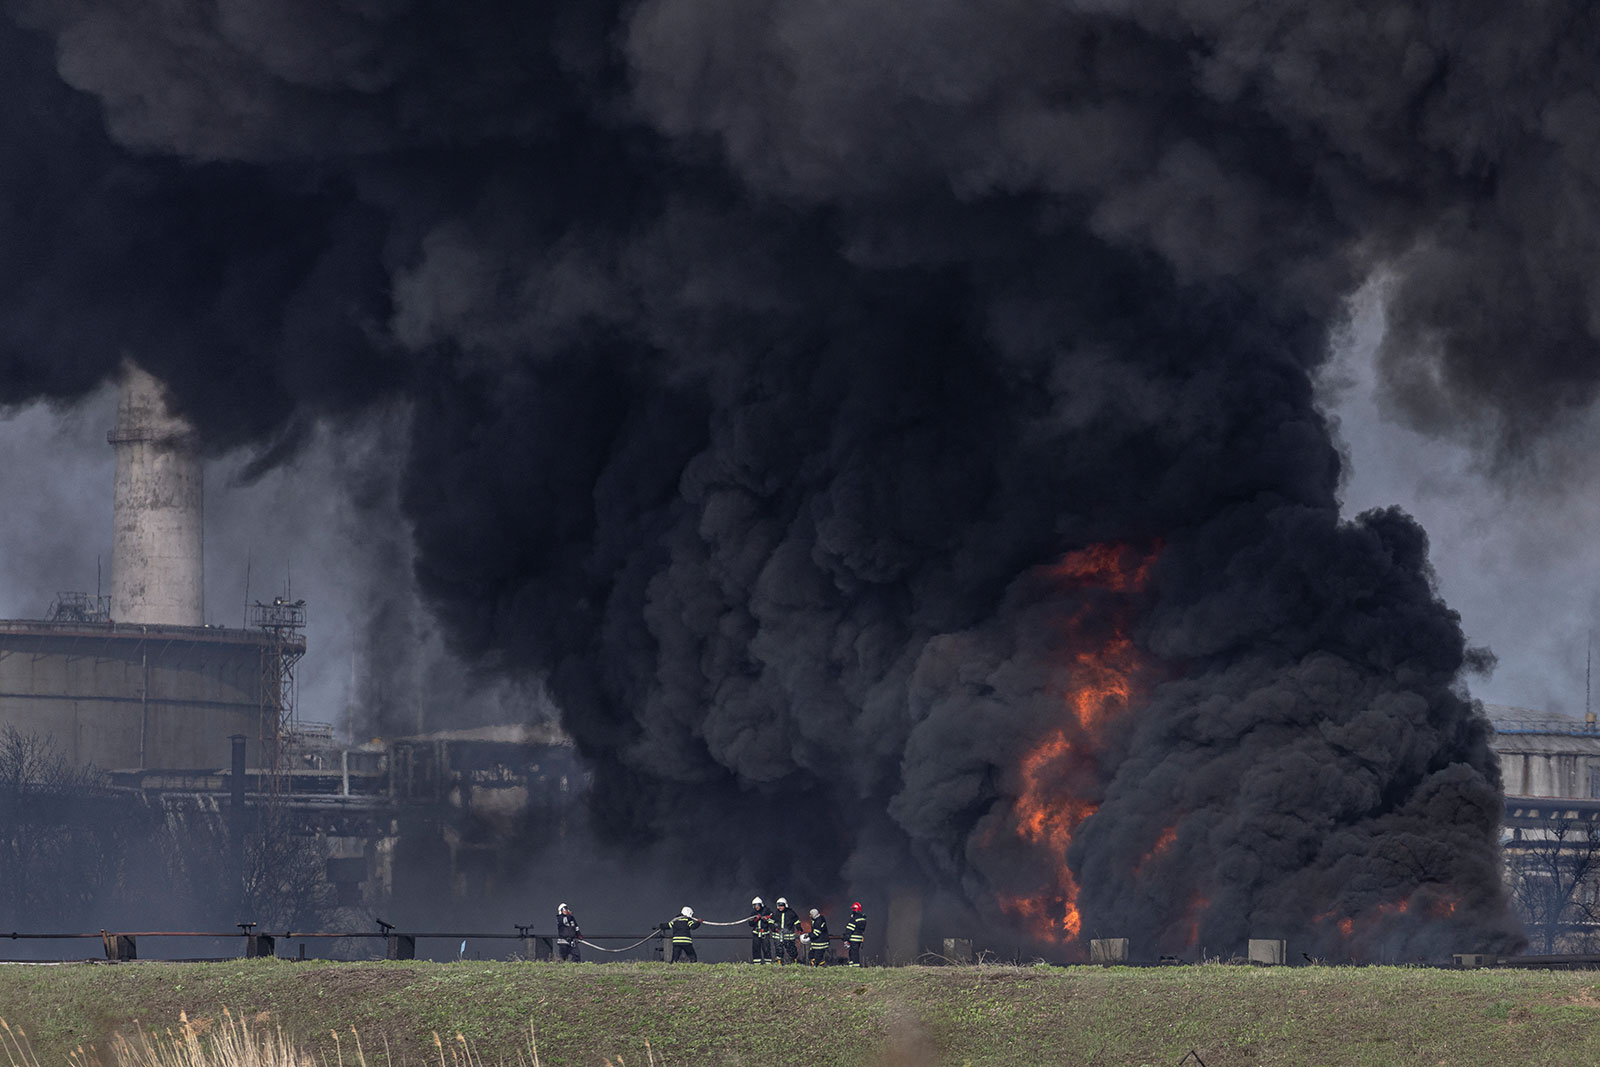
573,913,814,954
574,932,661,953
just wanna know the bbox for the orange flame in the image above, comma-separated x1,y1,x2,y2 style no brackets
1009,731,1095,938
1182,895,1209,948
1325,893,1462,943
1046,543,1156,592
1067,636,1140,731
1001,542,1157,942
1136,825,1178,875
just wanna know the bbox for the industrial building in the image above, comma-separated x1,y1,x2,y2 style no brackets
1486,704,1600,952
0,363,296,772
0,363,574,932
0,610,299,770
1488,704,1600,802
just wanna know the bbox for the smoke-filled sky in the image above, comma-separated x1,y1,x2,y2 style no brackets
2,316,1590,729
1329,289,1600,721
6,1,1600,955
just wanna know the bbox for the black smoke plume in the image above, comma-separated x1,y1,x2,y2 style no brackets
6,0,1587,954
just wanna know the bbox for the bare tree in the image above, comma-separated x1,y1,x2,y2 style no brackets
1505,816,1600,953
0,727,149,928
149,800,340,932
240,815,338,930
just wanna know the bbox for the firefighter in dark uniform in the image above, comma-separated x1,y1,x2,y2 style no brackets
556,903,582,962
772,897,802,963
807,908,830,966
844,901,866,966
748,896,774,963
669,906,702,962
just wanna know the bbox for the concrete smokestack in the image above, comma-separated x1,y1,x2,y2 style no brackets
109,362,204,626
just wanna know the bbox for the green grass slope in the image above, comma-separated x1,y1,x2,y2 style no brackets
2,960,1599,1067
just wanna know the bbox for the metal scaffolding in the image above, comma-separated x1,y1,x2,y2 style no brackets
251,597,307,798
47,592,111,624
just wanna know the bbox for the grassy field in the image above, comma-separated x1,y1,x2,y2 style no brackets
2,960,1599,1067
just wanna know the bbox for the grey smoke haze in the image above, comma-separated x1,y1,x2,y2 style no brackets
9,0,1600,955
1325,287,1600,720
0,391,114,607
0,392,551,739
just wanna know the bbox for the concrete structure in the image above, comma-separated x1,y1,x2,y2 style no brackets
0,365,289,772
1488,705,1600,952
941,937,974,963
1488,704,1600,801
109,362,203,627
885,885,924,965
1089,937,1129,963
0,618,295,770
1485,704,1600,847
1247,938,1286,965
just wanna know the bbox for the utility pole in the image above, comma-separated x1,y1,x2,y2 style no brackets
1587,630,1594,731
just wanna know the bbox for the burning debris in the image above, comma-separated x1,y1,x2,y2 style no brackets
0,2,1579,957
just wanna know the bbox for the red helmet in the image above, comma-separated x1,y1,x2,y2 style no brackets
851,902,862,912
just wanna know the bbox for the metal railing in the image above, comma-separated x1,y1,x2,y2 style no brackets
1492,719,1600,737
3,926,1600,970
286,721,336,741
0,925,849,963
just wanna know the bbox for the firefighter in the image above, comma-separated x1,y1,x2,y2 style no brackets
748,896,774,963
807,908,830,966
669,906,702,963
844,901,866,966
772,897,802,963
556,902,582,963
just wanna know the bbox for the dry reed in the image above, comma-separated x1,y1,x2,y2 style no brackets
1,1013,557,1067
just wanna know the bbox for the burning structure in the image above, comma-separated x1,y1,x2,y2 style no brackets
6,3,1593,959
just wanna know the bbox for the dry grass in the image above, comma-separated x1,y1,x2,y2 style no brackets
424,1023,554,1067
0,1010,313,1067
0,1014,557,1067
112,1011,308,1067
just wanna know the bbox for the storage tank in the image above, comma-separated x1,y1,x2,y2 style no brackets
0,619,296,770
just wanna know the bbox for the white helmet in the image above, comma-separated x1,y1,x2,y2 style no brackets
682,906,694,917
810,908,819,919
776,897,788,906
558,902,569,912
751,896,763,906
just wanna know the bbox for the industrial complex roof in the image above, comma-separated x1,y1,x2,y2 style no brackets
1484,703,1599,738
0,617,306,650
